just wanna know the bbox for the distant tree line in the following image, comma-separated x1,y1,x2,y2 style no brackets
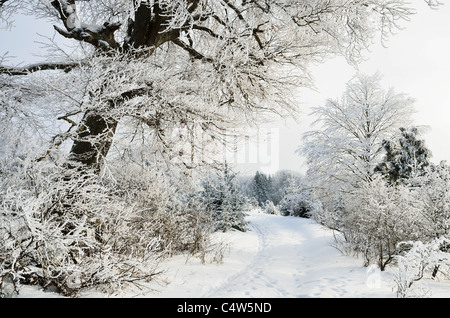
236,169,312,218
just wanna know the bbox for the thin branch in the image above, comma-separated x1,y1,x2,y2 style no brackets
172,38,214,63
0,62,79,75
221,0,265,49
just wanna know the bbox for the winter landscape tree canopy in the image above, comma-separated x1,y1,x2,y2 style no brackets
0,0,446,298
0,0,429,174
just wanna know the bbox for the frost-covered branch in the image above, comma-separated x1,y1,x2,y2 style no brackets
51,0,121,50
395,237,450,298
0,62,79,75
0,0,20,30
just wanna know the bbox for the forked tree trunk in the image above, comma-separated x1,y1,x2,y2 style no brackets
51,0,183,174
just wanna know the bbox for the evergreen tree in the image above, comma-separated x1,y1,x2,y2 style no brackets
201,163,248,232
251,171,272,207
376,127,432,185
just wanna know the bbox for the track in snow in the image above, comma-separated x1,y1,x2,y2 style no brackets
202,213,308,297
201,211,393,298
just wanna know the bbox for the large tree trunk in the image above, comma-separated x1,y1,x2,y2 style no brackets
50,0,121,173
51,0,178,174
68,114,118,174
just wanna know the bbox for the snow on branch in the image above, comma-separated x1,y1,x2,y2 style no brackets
51,0,121,50
0,62,79,75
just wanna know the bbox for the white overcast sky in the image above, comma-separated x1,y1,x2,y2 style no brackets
1,2,450,176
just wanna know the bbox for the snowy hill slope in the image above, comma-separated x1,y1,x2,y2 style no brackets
16,210,450,298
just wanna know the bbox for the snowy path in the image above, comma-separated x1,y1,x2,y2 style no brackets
203,213,325,297
200,212,392,298
143,211,396,298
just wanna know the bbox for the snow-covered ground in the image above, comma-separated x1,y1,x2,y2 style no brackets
15,210,450,298
141,211,395,298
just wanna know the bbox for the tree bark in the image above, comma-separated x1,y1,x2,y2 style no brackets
68,113,118,174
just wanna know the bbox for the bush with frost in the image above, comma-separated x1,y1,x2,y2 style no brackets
394,238,450,298
0,160,214,297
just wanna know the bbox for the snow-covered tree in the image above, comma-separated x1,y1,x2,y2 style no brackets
300,73,415,207
390,162,450,295
238,170,303,207
201,163,248,232
339,176,424,270
270,170,303,206
278,193,312,218
0,1,423,175
410,162,450,241
375,127,432,185
250,171,272,207
264,200,280,215
277,174,312,218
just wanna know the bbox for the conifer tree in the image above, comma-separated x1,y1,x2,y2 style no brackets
201,163,248,232
251,171,272,207
376,127,431,185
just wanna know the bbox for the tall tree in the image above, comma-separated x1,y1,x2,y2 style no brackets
300,73,415,200
251,171,271,207
0,0,424,175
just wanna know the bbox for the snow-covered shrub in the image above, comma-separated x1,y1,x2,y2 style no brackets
340,176,424,270
307,198,340,229
264,200,280,215
0,163,159,296
409,162,450,241
0,160,216,297
390,163,450,297
278,193,311,218
107,163,214,257
394,238,450,298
